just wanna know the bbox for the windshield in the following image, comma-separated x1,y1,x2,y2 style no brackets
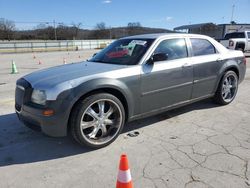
89,38,154,65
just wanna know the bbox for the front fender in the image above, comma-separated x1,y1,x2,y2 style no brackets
68,78,135,119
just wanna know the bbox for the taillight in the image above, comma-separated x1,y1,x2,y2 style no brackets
243,57,246,65
229,40,234,47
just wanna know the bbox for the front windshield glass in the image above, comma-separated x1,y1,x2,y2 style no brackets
89,38,155,65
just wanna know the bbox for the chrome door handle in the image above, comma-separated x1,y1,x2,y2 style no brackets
182,63,192,68
216,58,222,62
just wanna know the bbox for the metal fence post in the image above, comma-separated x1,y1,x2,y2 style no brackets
31,42,33,52
14,42,17,53
45,41,47,52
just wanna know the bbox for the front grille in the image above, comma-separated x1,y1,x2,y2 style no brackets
15,78,32,111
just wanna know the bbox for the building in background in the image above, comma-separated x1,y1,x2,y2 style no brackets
174,23,250,39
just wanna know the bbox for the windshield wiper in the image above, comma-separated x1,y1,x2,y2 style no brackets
91,59,109,63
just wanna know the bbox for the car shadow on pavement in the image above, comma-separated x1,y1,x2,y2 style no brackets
123,99,220,133
0,99,219,167
0,113,92,167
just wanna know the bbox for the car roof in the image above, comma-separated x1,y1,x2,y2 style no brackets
122,33,207,40
122,32,229,55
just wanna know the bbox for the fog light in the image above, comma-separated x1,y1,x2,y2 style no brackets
42,109,54,116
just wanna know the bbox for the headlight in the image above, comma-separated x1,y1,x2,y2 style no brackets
31,89,47,105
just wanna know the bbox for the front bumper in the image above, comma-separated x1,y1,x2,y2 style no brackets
16,103,68,137
15,78,69,137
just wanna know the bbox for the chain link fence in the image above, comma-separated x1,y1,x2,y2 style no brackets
0,39,114,53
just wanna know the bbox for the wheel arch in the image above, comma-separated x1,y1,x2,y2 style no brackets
66,79,133,133
213,61,240,93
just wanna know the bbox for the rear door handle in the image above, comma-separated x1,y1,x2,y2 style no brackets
182,63,192,68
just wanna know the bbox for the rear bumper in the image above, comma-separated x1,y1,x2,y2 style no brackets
16,103,68,137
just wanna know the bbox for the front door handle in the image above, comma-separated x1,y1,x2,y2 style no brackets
216,58,223,62
182,63,192,68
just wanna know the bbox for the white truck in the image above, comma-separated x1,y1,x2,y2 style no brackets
219,31,250,53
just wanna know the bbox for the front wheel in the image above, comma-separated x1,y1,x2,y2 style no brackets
70,93,125,148
214,71,238,105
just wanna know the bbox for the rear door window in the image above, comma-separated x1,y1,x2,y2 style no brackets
190,38,216,56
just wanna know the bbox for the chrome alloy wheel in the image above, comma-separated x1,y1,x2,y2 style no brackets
80,99,123,145
222,73,238,103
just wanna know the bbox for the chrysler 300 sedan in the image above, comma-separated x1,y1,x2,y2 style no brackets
15,33,246,148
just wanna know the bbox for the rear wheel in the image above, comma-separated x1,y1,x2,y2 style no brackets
70,93,125,148
214,71,238,105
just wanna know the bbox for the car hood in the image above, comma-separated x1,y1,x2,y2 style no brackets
23,61,127,88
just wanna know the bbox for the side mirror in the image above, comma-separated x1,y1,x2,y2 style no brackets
147,53,168,64
92,53,97,57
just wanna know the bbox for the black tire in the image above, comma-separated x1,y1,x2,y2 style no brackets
214,71,238,105
70,93,125,148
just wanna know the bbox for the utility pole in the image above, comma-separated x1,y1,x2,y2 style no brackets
53,20,57,40
230,4,235,23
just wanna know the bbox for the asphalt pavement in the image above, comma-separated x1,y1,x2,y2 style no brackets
0,51,250,188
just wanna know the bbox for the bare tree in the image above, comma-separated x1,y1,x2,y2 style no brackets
72,22,82,39
95,22,106,30
91,22,109,39
127,22,142,36
127,22,141,28
0,18,15,40
57,24,75,40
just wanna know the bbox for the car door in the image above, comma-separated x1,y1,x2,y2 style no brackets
140,38,193,114
189,38,222,99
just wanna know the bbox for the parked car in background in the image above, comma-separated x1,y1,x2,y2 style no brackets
219,31,250,52
15,33,246,148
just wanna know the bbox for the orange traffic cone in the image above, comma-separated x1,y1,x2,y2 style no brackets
116,154,133,188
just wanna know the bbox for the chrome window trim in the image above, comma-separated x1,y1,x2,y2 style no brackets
140,36,190,65
15,108,21,114
189,38,218,56
16,85,25,91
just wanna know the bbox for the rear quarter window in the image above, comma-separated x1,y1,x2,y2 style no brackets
190,38,216,56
